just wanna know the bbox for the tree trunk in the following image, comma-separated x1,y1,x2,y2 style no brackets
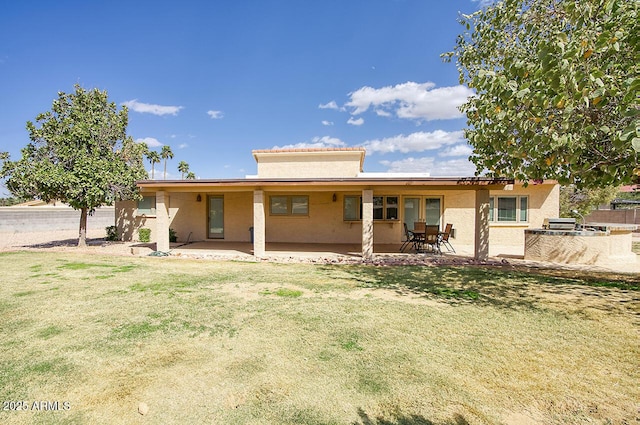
78,207,88,247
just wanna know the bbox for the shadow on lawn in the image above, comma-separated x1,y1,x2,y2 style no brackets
353,408,469,425
335,264,638,312
22,237,107,248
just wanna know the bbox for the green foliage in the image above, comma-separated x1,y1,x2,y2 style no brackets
169,228,177,243
559,185,619,217
615,189,640,201
0,85,147,245
177,160,190,179
138,228,151,243
105,225,119,241
161,145,174,180
0,197,28,206
445,0,639,188
146,150,161,180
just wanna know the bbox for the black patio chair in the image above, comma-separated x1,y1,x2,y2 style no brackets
438,223,456,253
400,223,420,252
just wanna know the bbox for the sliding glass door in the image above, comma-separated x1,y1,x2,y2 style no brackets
425,198,441,227
404,198,421,231
403,197,442,230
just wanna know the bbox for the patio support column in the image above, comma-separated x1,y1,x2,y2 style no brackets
474,189,490,260
156,190,170,252
362,189,374,260
253,190,266,258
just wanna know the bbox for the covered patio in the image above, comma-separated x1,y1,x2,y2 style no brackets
135,240,477,262
116,148,560,262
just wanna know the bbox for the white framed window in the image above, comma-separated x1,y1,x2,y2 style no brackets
269,195,308,216
489,196,528,223
137,196,156,215
344,195,399,221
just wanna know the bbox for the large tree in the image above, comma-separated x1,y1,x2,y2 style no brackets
1,85,147,246
177,160,190,179
146,150,161,179
161,145,174,180
444,0,639,188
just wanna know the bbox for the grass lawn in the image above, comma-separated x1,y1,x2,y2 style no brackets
0,251,638,425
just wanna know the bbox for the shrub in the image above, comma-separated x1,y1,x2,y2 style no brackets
105,226,119,241
138,228,151,243
169,228,177,243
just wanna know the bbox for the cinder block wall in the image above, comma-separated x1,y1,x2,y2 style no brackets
0,207,115,232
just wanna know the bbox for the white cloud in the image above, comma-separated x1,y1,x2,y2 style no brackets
319,101,339,110
207,110,224,119
439,144,473,157
361,130,464,154
322,120,334,126
135,137,163,148
380,156,477,176
347,117,364,126
346,81,473,121
146,166,179,180
472,0,496,8
122,99,183,116
272,136,346,150
178,143,189,149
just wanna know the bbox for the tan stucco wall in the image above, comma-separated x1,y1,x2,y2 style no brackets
265,192,361,243
164,192,253,242
488,183,560,251
116,200,157,242
254,151,363,178
115,182,559,257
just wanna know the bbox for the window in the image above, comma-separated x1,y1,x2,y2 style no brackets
344,196,361,220
520,197,528,222
269,195,308,216
344,195,399,221
137,196,156,215
489,196,529,223
385,196,398,220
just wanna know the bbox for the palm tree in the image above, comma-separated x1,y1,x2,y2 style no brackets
186,172,196,180
146,150,161,180
161,145,174,180
178,161,190,179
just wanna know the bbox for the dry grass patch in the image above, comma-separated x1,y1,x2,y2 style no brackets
0,251,637,425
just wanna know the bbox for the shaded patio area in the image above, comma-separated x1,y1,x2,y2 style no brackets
162,241,466,261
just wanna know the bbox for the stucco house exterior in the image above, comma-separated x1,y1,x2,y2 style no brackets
115,148,559,259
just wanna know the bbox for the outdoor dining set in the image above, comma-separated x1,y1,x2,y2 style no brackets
400,222,455,254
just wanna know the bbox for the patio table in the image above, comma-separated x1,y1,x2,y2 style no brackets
411,229,442,254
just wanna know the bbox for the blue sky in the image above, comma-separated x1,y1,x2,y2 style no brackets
1,0,491,192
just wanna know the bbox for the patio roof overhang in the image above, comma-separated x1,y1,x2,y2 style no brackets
137,176,521,192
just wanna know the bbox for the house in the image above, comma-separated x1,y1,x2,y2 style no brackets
115,148,559,259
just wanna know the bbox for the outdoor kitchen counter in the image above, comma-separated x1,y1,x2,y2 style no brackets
524,223,638,266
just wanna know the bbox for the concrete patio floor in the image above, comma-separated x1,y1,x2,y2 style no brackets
169,241,439,259
136,240,639,274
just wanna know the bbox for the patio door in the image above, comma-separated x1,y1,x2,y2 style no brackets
404,198,421,231
403,197,442,230
208,196,224,239
425,198,442,228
